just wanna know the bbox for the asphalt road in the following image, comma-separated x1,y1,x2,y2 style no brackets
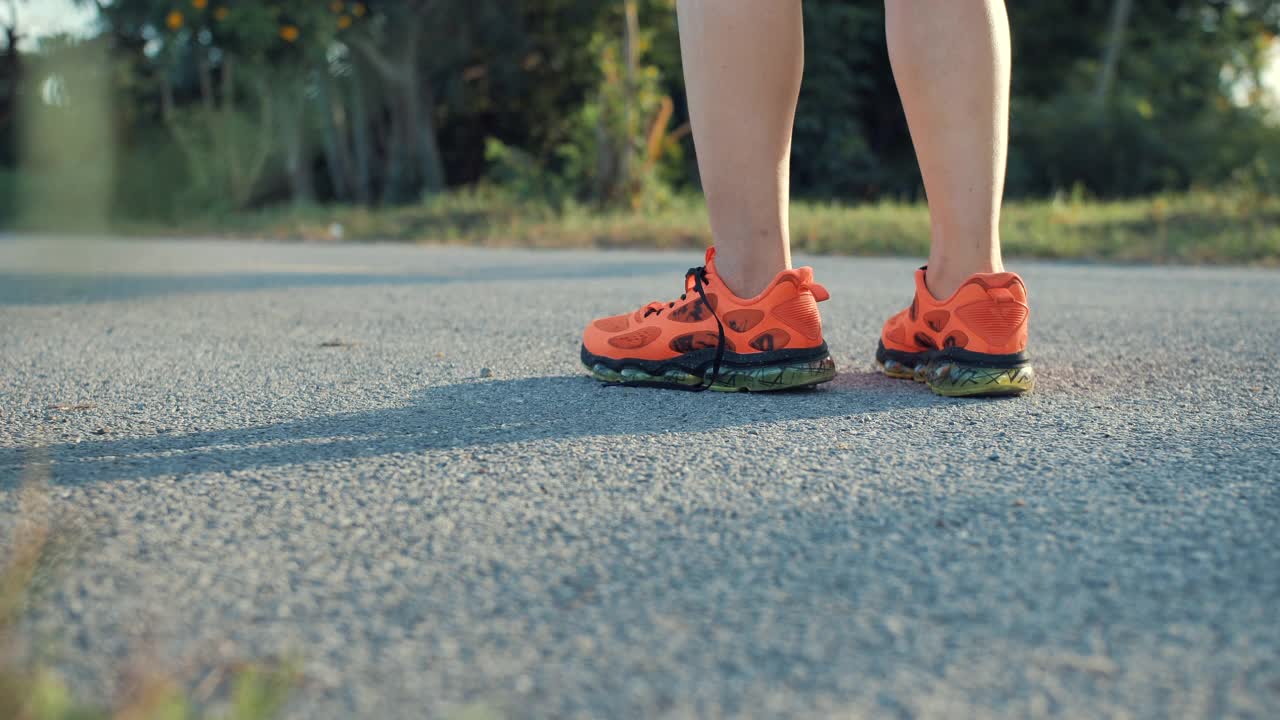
2,236,1278,719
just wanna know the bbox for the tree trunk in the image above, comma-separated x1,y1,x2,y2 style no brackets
354,19,444,202
1093,0,1133,113
401,28,446,197
221,55,242,198
1,21,22,166
281,80,315,206
593,109,613,207
348,62,374,205
197,51,215,112
416,83,446,195
317,66,350,201
618,0,639,204
237,73,276,208
381,98,409,205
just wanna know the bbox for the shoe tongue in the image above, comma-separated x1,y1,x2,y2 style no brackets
691,246,721,293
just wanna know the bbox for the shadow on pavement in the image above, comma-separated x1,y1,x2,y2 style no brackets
6,371,945,486
0,260,680,305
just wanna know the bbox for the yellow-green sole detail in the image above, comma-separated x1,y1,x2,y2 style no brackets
588,355,836,392
879,358,1034,397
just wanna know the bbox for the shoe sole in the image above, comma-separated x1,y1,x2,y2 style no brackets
875,341,1034,397
583,344,836,393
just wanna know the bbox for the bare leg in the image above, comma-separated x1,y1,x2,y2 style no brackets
886,0,1012,300
677,0,803,298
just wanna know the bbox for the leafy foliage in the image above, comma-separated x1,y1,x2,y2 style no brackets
1006,0,1280,196
487,1,683,211
0,0,1278,223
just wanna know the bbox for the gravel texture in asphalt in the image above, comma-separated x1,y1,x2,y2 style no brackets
2,236,1278,718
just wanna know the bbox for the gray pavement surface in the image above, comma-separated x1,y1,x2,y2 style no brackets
1,236,1278,719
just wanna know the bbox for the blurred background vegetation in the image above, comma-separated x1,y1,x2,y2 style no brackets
1,0,1279,262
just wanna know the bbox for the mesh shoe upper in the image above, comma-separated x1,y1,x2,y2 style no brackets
582,247,830,363
881,268,1030,356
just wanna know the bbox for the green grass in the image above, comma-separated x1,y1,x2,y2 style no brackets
147,188,1280,265
11,179,1280,265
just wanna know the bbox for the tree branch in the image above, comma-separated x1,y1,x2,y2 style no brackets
348,35,404,85
1092,0,1133,113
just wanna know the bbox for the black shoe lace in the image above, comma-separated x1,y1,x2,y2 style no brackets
639,266,726,392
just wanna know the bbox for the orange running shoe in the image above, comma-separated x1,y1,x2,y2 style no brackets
876,268,1035,397
582,248,836,392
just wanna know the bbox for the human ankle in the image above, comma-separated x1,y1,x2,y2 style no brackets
713,255,787,299
924,259,1003,301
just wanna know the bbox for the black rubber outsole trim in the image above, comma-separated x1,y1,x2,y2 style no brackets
583,342,833,375
582,342,837,392
874,340,1030,369
875,340,1035,397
